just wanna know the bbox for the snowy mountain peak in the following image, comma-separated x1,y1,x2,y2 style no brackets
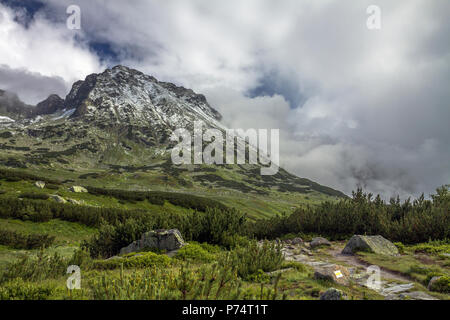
64,65,223,129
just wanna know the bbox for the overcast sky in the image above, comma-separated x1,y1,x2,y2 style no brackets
0,0,449,199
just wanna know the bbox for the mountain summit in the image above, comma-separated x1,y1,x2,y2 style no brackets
65,66,222,129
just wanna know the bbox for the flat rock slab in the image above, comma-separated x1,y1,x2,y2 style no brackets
398,291,438,300
381,283,415,295
342,235,399,255
314,264,350,285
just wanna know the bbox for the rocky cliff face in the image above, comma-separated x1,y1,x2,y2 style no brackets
1,65,223,133
65,65,223,131
34,94,65,116
0,89,32,120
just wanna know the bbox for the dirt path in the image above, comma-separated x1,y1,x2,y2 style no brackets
327,247,411,283
280,241,439,300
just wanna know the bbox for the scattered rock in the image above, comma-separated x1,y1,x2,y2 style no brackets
34,181,45,189
266,268,294,276
50,194,66,203
399,291,438,300
427,276,442,291
67,198,81,205
382,283,414,295
310,237,331,249
342,235,399,255
314,264,350,285
291,237,303,245
69,186,88,193
320,288,344,300
300,247,313,256
120,229,185,255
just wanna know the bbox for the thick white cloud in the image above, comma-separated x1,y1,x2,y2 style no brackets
0,3,103,103
1,0,449,198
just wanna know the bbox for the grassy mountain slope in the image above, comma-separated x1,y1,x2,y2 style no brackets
0,117,345,219
0,65,346,219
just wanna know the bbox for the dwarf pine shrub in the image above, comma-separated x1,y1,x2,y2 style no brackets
428,276,450,293
412,240,450,255
174,243,216,263
19,192,50,200
394,242,405,254
0,230,55,249
249,186,450,244
83,207,246,258
93,252,172,270
0,278,54,300
225,240,283,280
89,262,243,300
0,168,61,185
0,249,66,283
85,186,228,211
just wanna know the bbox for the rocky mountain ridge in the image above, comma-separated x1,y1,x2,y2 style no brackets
2,65,223,130
0,66,347,203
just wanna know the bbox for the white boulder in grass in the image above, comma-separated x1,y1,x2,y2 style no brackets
69,186,88,193
34,181,45,189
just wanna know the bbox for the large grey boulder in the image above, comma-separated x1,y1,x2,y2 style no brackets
320,288,344,300
310,237,331,249
120,229,185,255
342,235,398,255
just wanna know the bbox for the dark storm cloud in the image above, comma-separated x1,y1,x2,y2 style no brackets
0,65,67,104
247,69,308,109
